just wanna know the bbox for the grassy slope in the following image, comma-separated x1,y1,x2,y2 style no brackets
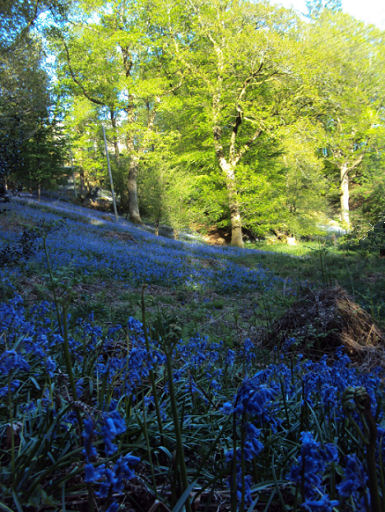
1,198,384,341
0,200,279,348
0,203,385,344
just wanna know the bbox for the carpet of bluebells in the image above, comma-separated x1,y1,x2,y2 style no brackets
1,200,385,511
0,199,276,294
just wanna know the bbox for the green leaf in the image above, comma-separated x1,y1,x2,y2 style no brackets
171,480,198,512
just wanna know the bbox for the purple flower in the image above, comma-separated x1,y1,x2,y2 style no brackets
226,349,235,367
221,401,233,414
83,417,97,461
76,377,84,397
288,432,338,504
84,463,105,483
101,411,126,456
235,379,277,427
45,356,56,377
0,350,30,374
302,494,339,511
0,379,21,397
337,454,367,498
244,424,264,460
88,453,139,498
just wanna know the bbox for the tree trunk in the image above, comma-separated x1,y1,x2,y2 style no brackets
219,158,243,248
229,201,243,248
79,169,85,199
123,128,142,223
71,158,77,198
110,110,120,162
127,155,141,223
340,163,350,230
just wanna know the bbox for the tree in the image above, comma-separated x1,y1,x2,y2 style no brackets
269,119,330,238
14,120,66,198
303,11,385,229
52,0,174,223
0,0,68,192
0,31,65,191
37,0,385,244
64,97,105,197
0,0,68,51
150,0,305,246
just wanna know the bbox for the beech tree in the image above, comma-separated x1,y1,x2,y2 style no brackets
304,11,385,229
39,0,385,242
150,0,305,246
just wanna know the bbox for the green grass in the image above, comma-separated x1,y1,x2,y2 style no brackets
236,240,385,330
247,239,345,256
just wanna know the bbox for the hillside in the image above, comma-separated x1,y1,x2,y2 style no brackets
0,198,281,342
1,199,385,511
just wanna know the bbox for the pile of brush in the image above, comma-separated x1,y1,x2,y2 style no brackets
268,286,385,369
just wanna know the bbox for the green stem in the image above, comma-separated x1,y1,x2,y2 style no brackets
62,304,79,406
42,236,63,336
378,435,385,512
192,414,232,480
140,402,159,500
240,412,246,512
280,378,290,428
141,286,164,445
271,453,288,511
42,240,95,510
365,412,381,512
165,346,192,512
231,407,238,512
8,375,15,486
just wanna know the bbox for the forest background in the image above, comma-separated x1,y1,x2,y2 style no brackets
1,0,385,248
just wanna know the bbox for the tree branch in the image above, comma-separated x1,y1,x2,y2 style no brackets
229,63,264,161
233,128,263,166
349,153,364,171
120,46,133,78
62,39,106,107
